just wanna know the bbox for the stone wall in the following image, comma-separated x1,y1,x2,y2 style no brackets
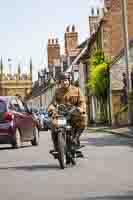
111,92,128,126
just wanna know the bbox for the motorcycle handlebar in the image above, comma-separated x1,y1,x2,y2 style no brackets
68,106,80,114
57,105,81,116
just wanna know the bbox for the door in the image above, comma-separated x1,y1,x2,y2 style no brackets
9,98,33,141
16,98,34,141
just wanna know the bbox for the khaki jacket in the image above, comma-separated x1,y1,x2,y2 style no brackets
48,85,87,128
48,85,86,114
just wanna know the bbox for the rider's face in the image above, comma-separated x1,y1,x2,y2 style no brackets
60,79,70,89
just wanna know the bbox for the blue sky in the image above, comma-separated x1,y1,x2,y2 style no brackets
0,0,104,80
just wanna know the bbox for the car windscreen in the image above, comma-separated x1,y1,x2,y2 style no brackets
0,101,7,112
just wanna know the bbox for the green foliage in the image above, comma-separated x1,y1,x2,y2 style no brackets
90,50,105,68
88,63,109,99
87,50,110,122
87,50,110,101
90,50,110,69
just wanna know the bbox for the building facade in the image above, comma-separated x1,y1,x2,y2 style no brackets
103,0,133,58
0,59,32,98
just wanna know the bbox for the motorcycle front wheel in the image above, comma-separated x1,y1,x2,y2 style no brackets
57,131,66,169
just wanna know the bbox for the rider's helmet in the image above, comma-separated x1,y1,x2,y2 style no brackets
57,72,72,81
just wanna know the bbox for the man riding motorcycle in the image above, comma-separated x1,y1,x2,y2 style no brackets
48,72,87,159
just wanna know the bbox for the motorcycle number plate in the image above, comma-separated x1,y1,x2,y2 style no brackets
57,118,67,126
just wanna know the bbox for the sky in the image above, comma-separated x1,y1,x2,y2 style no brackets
0,0,104,80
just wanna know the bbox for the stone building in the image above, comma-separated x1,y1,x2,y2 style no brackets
69,0,133,125
0,58,32,98
102,0,133,125
82,0,133,125
110,39,133,125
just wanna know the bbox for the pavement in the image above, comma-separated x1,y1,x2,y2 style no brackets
1,131,133,200
87,125,133,138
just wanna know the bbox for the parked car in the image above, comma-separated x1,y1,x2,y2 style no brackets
36,108,49,131
0,96,40,148
31,107,43,130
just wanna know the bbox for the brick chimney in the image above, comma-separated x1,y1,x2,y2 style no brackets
89,7,102,35
47,38,60,66
64,25,78,56
104,0,112,10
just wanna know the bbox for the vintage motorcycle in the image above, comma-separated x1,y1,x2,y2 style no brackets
49,104,83,169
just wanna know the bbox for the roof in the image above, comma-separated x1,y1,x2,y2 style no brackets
0,96,16,102
66,19,104,72
77,38,89,49
111,38,133,66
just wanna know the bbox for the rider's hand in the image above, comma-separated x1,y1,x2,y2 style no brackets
76,107,81,112
48,110,53,117
76,107,86,114
48,110,57,118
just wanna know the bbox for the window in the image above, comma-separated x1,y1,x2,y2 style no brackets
9,98,20,112
16,99,25,112
0,101,7,112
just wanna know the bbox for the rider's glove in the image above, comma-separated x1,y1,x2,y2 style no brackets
76,107,81,112
76,107,86,114
48,110,56,117
49,111,58,119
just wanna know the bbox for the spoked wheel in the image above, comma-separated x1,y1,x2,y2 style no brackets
66,136,76,166
57,131,66,169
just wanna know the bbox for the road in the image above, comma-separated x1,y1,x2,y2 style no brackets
0,130,133,200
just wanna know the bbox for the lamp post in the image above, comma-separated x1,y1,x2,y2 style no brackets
121,0,132,124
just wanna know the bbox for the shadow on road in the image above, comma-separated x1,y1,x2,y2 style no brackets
0,144,33,151
0,164,60,171
81,134,133,148
74,192,133,200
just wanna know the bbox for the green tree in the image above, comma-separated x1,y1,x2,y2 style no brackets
87,50,110,123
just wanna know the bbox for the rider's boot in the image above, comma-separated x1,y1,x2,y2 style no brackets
73,128,85,158
74,128,85,148
49,131,58,158
75,150,84,158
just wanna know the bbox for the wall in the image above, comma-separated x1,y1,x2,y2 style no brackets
103,0,133,58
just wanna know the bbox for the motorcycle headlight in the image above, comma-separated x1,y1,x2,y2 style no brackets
57,118,67,126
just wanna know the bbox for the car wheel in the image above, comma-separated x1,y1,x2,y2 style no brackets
11,129,21,149
31,127,39,146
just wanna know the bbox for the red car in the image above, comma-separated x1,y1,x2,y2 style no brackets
0,96,39,148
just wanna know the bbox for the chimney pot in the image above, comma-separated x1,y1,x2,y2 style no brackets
72,25,75,32
91,8,94,16
66,25,69,32
56,38,58,44
48,39,51,44
52,38,54,44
